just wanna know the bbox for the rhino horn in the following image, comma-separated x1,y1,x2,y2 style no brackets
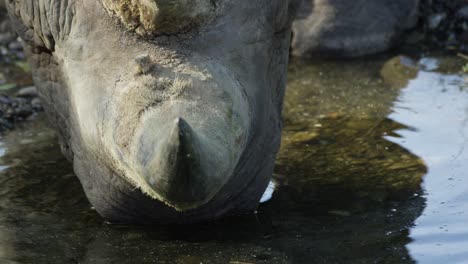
149,118,208,208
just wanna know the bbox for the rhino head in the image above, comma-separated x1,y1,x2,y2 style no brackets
6,0,298,223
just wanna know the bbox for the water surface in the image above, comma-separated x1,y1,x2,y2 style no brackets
0,53,466,263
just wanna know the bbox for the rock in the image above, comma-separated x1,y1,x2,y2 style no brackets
0,33,16,45
456,6,468,18
291,0,420,58
459,32,468,46
404,31,426,45
0,9,40,134
15,104,33,118
286,131,319,144
428,13,447,30
0,118,13,130
0,90,43,133
420,0,468,50
380,56,419,89
31,98,42,110
16,86,38,98
0,95,12,104
8,41,22,51
0,46,7,56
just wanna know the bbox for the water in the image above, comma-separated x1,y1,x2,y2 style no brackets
389,65,468,263
0,53,466,263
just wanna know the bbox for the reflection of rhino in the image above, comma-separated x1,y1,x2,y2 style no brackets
291,0,420,58
5,0,299,223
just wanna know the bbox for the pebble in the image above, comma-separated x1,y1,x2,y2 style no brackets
8,41,22,51
31,98,42,110
16,86,38,98
0,46,7,56
0,33,15,45
456,6,468,18
421,0,468,51
428,13,446,30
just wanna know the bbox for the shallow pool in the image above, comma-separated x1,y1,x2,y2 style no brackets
0,53,466,263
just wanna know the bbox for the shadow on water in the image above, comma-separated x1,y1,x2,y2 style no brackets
0,52,465,263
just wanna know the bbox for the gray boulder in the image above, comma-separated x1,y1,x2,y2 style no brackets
291,0,420,58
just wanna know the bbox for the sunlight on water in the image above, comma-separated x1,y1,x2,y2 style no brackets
0,53,465,263
386,70,468,262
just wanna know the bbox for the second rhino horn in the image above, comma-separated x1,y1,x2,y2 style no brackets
102,0,216,36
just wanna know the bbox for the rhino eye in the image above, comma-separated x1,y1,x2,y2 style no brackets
102,0,216,36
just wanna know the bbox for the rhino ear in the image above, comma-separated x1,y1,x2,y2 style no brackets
5,0,75,52
102,0,217,36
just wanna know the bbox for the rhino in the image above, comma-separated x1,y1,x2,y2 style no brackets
291,0,420,58
5,0,299,223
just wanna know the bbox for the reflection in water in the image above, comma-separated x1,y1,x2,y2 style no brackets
278,57,427,211
274,57,428,263
386,69,468,262
0,54,464,263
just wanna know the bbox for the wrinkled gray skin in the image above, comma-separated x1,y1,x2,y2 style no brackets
6,0,299,223
292,0,420,58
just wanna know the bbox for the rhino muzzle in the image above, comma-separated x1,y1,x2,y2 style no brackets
99,55,251,211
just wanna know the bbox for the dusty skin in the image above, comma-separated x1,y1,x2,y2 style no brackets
6,0,299,223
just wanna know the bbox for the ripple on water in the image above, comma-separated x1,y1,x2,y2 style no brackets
0,54,466,263
387,68,468,262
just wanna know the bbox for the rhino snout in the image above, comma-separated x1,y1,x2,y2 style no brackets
103,60,251,211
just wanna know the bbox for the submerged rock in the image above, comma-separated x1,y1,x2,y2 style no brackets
380,56,419,88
